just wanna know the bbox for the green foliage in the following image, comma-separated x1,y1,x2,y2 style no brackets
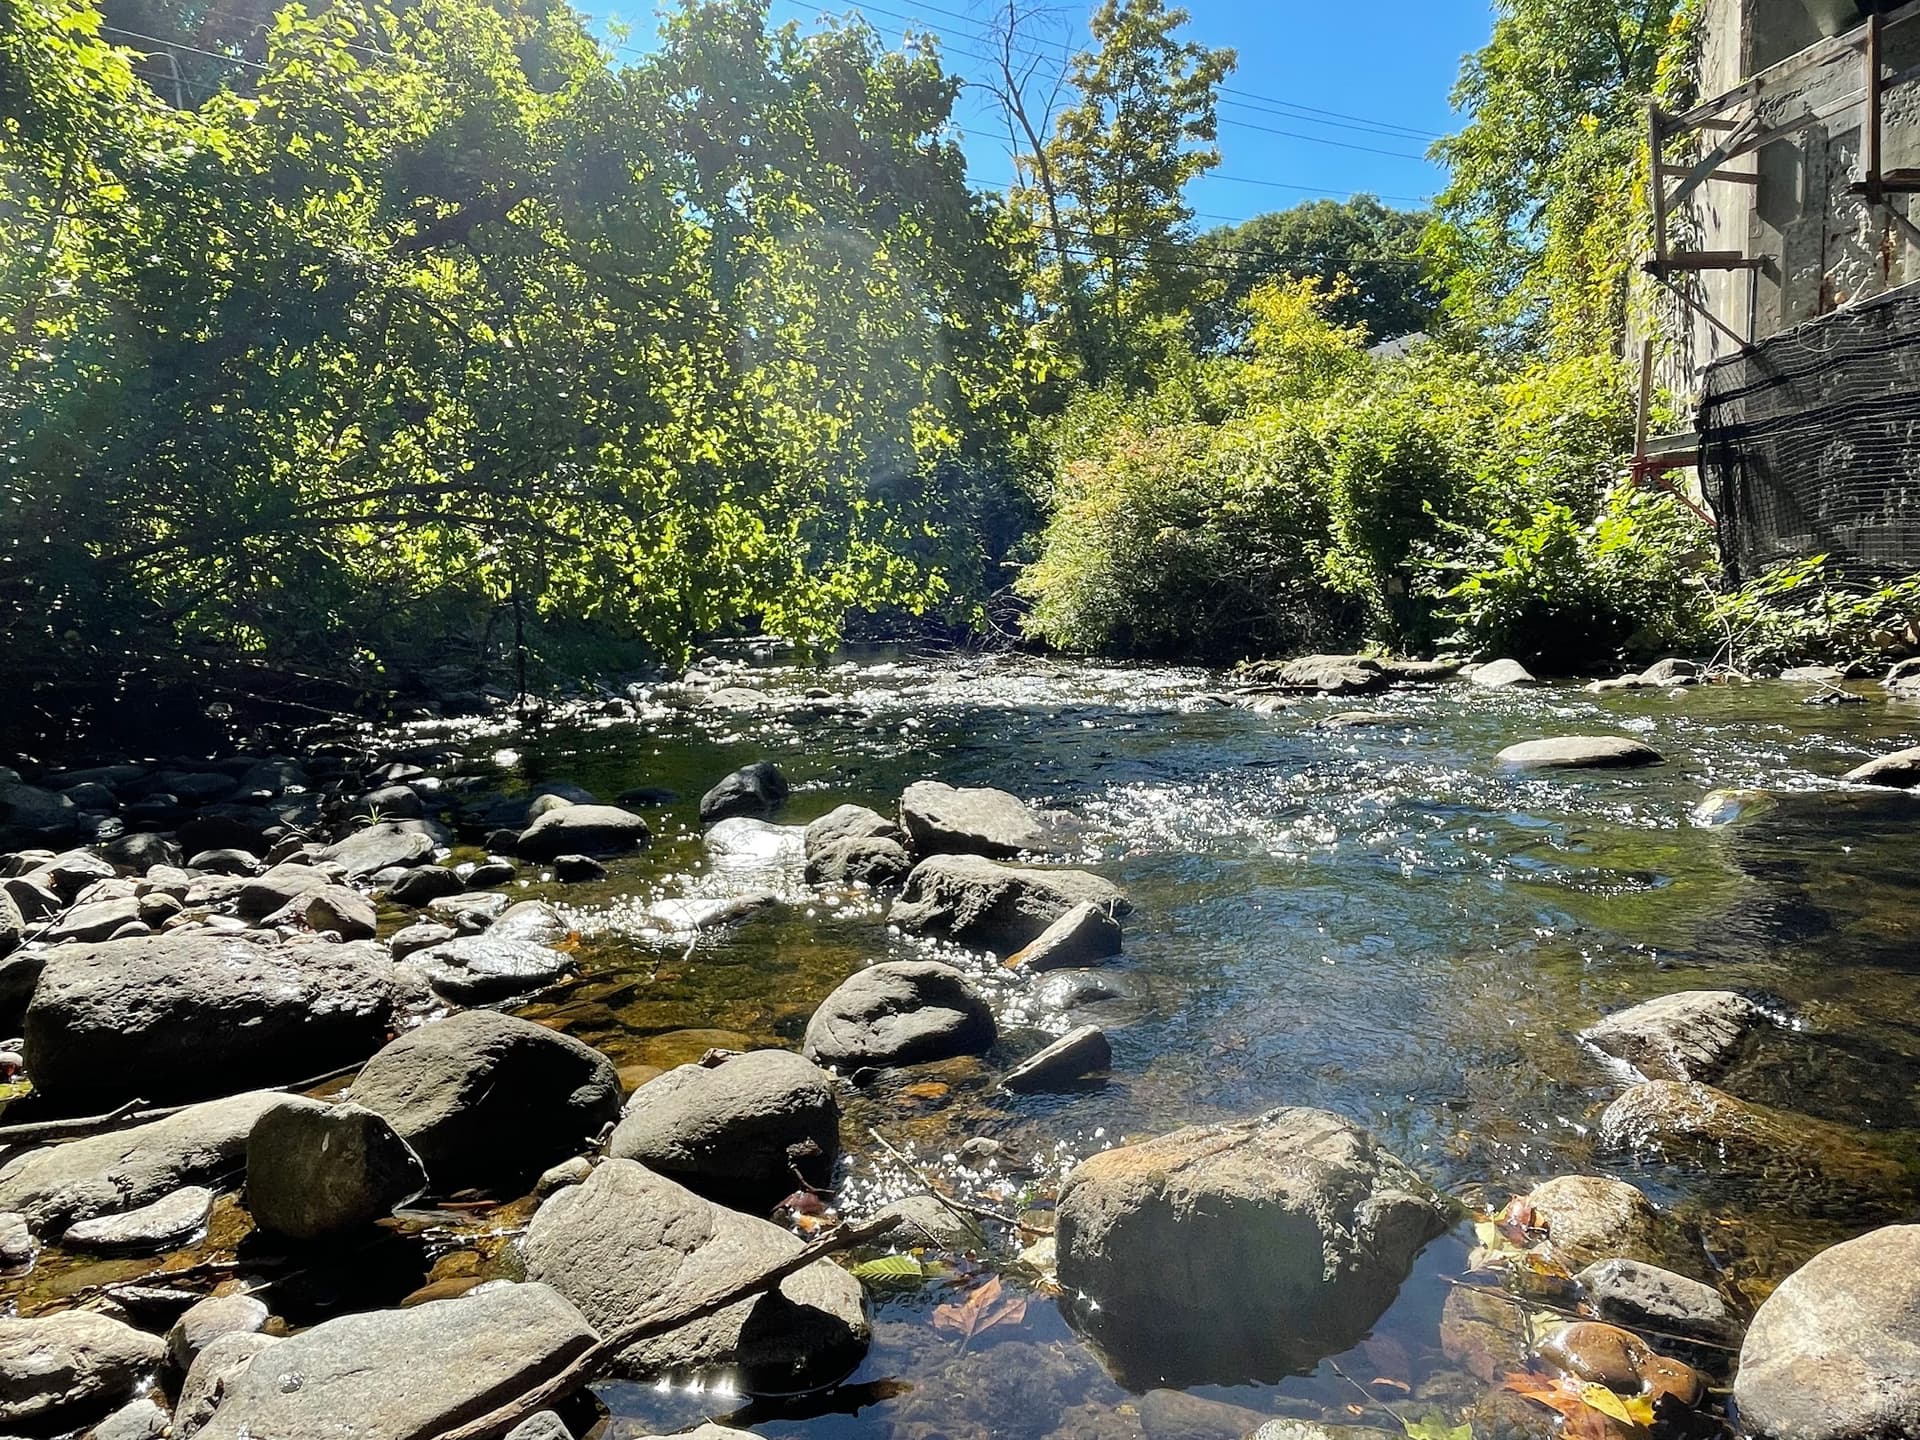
1709,559,1920,672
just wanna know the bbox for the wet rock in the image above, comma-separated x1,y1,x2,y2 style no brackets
319,821,436,879
899,780,1045,857
44,896,145,945
25,933,394,1108
551,854,605,883
1008,901,1122,971
246,1097,428,1240
1470,658,1536,688
188,1283,597,1440
703,818,806,870
1031,968,1129,1010
63,1184,212,1252
175,1331,279,1436
0,1091,292,1233
1055,1107,1451,1385
609,1048,838,1209
1496,736,1663,770
91,1396,170,1440
1581,990,1766,1082
1138,1387,1273,1440
466,858,517,888
873,1193,980,1249
804,835,912,886
1252,1424,1397,1440
1003,1024,1110,1091
234,863,333,920
1520,1175,1686,1272
522,1159,868,1390
891,853,1130,952
1576,1258,1740,1348
1320,710,1401,728
699,761,790,825
1734,1224,1920,1440
0,1310,164,1429
645,891,778,933
1246,655,1388,696
1535,1321,1703,1406
388,921,455,960
406,932,575,1004
261,883,377,940
350,1010,621,1193
166,1293,271,1372
517,804,651,860
802,960,996,1070
387,865,464,907
1440,1280,1530,1384
1598,1081,1911,1206
1842,744,1920,787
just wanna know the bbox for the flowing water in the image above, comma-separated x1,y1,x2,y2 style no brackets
18,650,1920,1439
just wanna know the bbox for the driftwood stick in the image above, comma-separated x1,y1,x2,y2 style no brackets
431,1212,903,1440
0,1060,367,1149
864,1125,1022,1233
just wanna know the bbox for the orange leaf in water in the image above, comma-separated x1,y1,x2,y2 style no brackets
1500,1372,1648,1439
931,1275,1029,1343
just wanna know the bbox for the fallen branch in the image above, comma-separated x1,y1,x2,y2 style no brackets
864,1125,1026,1235
431,1211,903,1440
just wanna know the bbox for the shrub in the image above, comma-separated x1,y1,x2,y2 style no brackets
1709,559,1920,672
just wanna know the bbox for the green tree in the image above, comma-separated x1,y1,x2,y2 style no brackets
1017,0,1234,387
1189,197,1439,351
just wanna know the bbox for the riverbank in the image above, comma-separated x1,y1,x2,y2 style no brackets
0,650,1918,1440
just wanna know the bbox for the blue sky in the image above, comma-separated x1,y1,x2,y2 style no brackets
589,0,1495,229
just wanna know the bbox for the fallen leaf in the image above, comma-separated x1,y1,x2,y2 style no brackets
1401,1412,1472,1440
931,1275,1028,1344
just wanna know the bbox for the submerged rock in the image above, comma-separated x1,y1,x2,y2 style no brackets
1734,1224,1920,1440
891,853,1130,952
802,961,996,1070
517,803,652,860
521,1159,868,1391
1581,990,1766,1082
1519,1174,1690,1273
0,1091,291,1233
1496,736,1664,770
350,1010,622,1194
899,781,1045,857
1055,1107,1451,1386
188,1283,597,1440
1842,744,1920,787
1534,1320,1703,1407
699,762,789,825
1576,1258,1741,1348
0,1310,164,1429
23,932,395,1108
1008,901,1122,971
609,1049,839,1209
246,1098,428,1240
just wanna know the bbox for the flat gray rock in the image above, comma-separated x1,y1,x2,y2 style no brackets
1734,1224,1920,1440
260,883,376,940
891,853,1130,952
610,1049,838,1209
0,1310,164,1428
1497,735,1663,769
1582,989,1766,1082
1843,744,1920,787
23,932,395,1108
1008,901,1121,971
522,1159,868,1391
408,933,574,1004
1003,1025,1111,1091
246,1097,428,1240
319,822,436,880
1576,1257,1740,1347
899,781,1045,857
803,961,995,1070
43,896,145,945
506,1413,573,1440
63,1184,213,1252
0,1091,292,1233
517,804,651,860
188,1283,596,1440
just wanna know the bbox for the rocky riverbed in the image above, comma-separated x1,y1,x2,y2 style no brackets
0,648,1919,1440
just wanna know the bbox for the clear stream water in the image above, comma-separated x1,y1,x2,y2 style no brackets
17,650,1920,1440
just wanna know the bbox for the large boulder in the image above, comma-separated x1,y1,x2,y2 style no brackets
349,1011,622,1194
0,1310,164,1429
1054,1107,1451,1386
1581,990,1766,1083
188,1283,597,1440
609,1049,839,1209
1733,1225,1920,1440
898,781,1045,858
1496,736,1664,770
0,1091,292,1233
1842,745,1920,787
802,961,996,1071
246,1097,429,1240
890,854,1130,952
521,1159,868,1391
699,762,789,825
1599,1081,1911,1210
516,804,652,861
22,933,396,1108
319,822,436,880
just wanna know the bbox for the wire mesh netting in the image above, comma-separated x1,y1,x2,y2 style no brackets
1700,280,1920,582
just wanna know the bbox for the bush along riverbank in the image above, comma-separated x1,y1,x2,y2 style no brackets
0,651,1919,1438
